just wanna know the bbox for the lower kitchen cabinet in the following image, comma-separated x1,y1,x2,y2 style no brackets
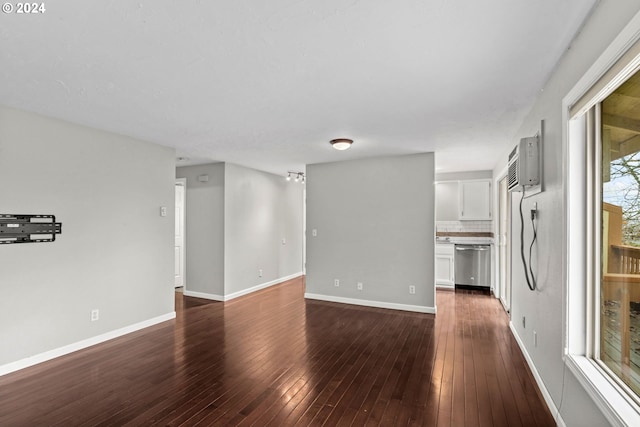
435,243,455,289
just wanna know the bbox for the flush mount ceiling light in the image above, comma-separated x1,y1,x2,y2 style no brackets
286,171,305,184
330,138,353,151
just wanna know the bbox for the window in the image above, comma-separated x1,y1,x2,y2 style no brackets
598,72,640,401
564,13,640,426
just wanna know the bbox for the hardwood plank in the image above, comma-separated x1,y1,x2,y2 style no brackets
0,278,555,427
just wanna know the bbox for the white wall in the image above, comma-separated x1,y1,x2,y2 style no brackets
0,105,175,368
493,1,640,425
305,153,435,312
224,163,304,296
175,163,225,298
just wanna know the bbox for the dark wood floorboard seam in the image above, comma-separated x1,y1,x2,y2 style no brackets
0,278,556,427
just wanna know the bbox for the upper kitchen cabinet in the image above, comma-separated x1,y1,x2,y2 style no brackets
435,181,459,221
459,179,492,220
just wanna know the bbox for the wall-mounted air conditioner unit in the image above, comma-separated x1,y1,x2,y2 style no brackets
508,136,540,192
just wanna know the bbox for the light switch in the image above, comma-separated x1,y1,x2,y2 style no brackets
312,229,317,237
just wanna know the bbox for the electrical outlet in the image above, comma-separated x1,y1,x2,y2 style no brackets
91,309,99,322
357,282,363,291
522,316,526,328
259,269,263,277
409,285,416,294
334,279,340,287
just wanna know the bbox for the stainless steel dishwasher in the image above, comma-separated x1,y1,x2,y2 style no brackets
454,244,491,288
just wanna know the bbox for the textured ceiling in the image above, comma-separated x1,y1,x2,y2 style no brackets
0,0,596,176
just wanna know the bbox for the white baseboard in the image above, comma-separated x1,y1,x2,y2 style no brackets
509,322,566,427
224,272,303,301
183,272,304,302
304,293,436,314
183,290,225,301
0,312,176,377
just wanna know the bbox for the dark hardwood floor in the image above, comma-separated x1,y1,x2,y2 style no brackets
0,277,555,426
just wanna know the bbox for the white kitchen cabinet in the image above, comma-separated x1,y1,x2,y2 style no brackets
459,179,492,220
435,181,459,221
435,243,455,289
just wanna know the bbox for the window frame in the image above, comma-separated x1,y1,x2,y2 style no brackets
564,11,640,426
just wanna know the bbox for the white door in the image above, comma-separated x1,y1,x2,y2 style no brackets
175,181,185,288
498,177,511,312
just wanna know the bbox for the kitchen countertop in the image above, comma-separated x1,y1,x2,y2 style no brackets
435,232,494,245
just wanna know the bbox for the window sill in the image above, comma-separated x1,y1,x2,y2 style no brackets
566,355,640,427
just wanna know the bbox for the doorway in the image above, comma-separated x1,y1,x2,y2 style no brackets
498,176,511,312
175,178,186,289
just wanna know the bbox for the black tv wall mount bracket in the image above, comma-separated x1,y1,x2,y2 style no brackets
0,214,62,244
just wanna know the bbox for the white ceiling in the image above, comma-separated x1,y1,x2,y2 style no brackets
0,0,596,176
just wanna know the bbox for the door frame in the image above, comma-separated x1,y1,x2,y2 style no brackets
175,178,187,290
495,171,512,313
303,187,306,275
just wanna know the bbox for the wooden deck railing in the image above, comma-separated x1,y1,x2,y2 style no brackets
610,244,640,274
602,273,640,371
602,203,640,380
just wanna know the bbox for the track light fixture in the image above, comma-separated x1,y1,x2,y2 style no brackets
286,171,305,184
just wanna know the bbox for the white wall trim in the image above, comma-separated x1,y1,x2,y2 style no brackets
304,293,436,314
224,272,303,301
564,10,640,118
183,290,225,301
509,322,566,427
0,312,176,377
565,355,640,427
183,273,304,302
